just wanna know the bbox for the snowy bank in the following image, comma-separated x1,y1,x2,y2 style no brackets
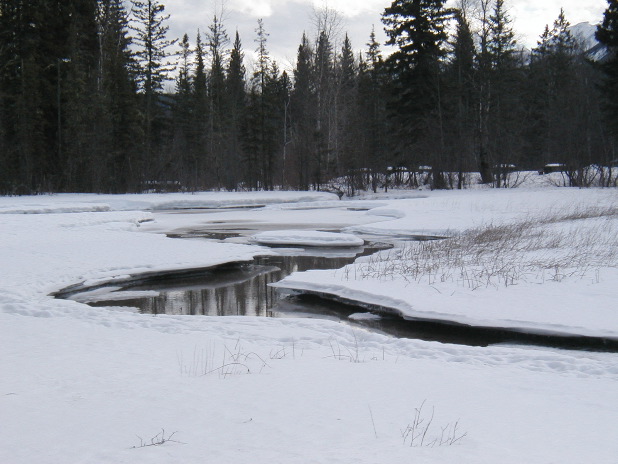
1,189,618,464
275,188,618,340
0,191,339,215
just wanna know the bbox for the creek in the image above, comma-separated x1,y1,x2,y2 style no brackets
58,239,618,351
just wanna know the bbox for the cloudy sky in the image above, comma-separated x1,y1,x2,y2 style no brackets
160,0,608,70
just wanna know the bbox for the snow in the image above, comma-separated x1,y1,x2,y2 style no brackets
1,188,618,464
275,188,618,340
349,312,383,321
251,230,365,247
0,191,338,214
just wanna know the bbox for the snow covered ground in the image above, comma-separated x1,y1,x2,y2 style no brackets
1,187,617,464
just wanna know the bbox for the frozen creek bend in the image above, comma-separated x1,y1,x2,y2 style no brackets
57,210,618,352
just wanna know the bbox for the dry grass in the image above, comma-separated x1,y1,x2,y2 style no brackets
352,206,618,290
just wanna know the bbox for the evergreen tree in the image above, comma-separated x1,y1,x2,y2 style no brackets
176,34,192,98
0,0,44,192
130,0,176,182
289,33,315,189
382,0,453,180
336,34,358,189
528,9,578,169
191,31,208,189
205,15,229,188
244,19,283,190
313,30,334,188
487,0,516,70
482,0,525,187
224,31,247,189
445,8,476,188
525,9,607,186
94,0,140,192
61,0,100,191
356,27,388,192
0,0,108,193
596,0,618,137
172,33,193,187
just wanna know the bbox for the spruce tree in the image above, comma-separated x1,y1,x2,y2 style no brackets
446,9,476,188
528,9,579,170
290,33,315,190
526,8,607,186
130,0,176,182
205,14,229,188
357,27,388,192
382,0,453,175
483,0,524,187
225,31,247,190
596,0,618,137
95,0,140,192
337,34,358,189
313,30,334,188
245,19,280,190
172,33,193,187
61,0,100,191
191,31,208,189
487,0,516,70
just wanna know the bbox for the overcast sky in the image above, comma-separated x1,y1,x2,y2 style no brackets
159,0,608,70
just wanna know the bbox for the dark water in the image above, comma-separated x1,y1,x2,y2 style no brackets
63,245,618,351
86,252,376,317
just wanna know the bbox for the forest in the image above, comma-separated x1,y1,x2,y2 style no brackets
1,0,617,195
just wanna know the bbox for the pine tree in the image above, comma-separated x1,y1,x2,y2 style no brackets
290,33,315,190
487,0,516,70
171,33,193,187
61,0,100,191
191,30,208,189
0,0,46,192
95,0,140,192
176,34,192,98
481,0,525,187
224,31,247,190
356,27,388,192
596,0,618,137
0,0,105,193
527,8,607,186
528,9,579,170
205,14,229,188
245,19,280,190
446,8,476,188
336,34,358,189
382,0,453,173
130,0,176,182
313,30,334,188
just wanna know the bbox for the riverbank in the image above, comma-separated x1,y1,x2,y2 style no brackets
1,188,617,464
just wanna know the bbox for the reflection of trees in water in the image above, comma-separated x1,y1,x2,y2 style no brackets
142,268,281,316
127,251,383,316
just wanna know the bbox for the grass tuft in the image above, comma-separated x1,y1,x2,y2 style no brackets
351,207,618,290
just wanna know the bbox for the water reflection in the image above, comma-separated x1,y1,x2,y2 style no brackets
88,250,382,317
76,246,618,351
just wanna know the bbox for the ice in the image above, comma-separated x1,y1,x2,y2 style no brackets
1,188,617,464
251,229,365,247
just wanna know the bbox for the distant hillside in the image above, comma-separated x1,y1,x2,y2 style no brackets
569,21,598,50
569,21,609,61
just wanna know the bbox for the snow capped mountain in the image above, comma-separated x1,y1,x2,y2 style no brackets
569,21,598,51
568,21,609,61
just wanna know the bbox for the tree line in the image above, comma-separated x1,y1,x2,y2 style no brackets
1,0,617,195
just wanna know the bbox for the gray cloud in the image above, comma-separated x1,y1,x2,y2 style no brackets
152,0,607,74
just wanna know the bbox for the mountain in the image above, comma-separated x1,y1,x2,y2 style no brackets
569,21,609,61
569,21,598,51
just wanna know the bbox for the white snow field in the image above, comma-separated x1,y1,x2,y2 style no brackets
1,187,618,464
